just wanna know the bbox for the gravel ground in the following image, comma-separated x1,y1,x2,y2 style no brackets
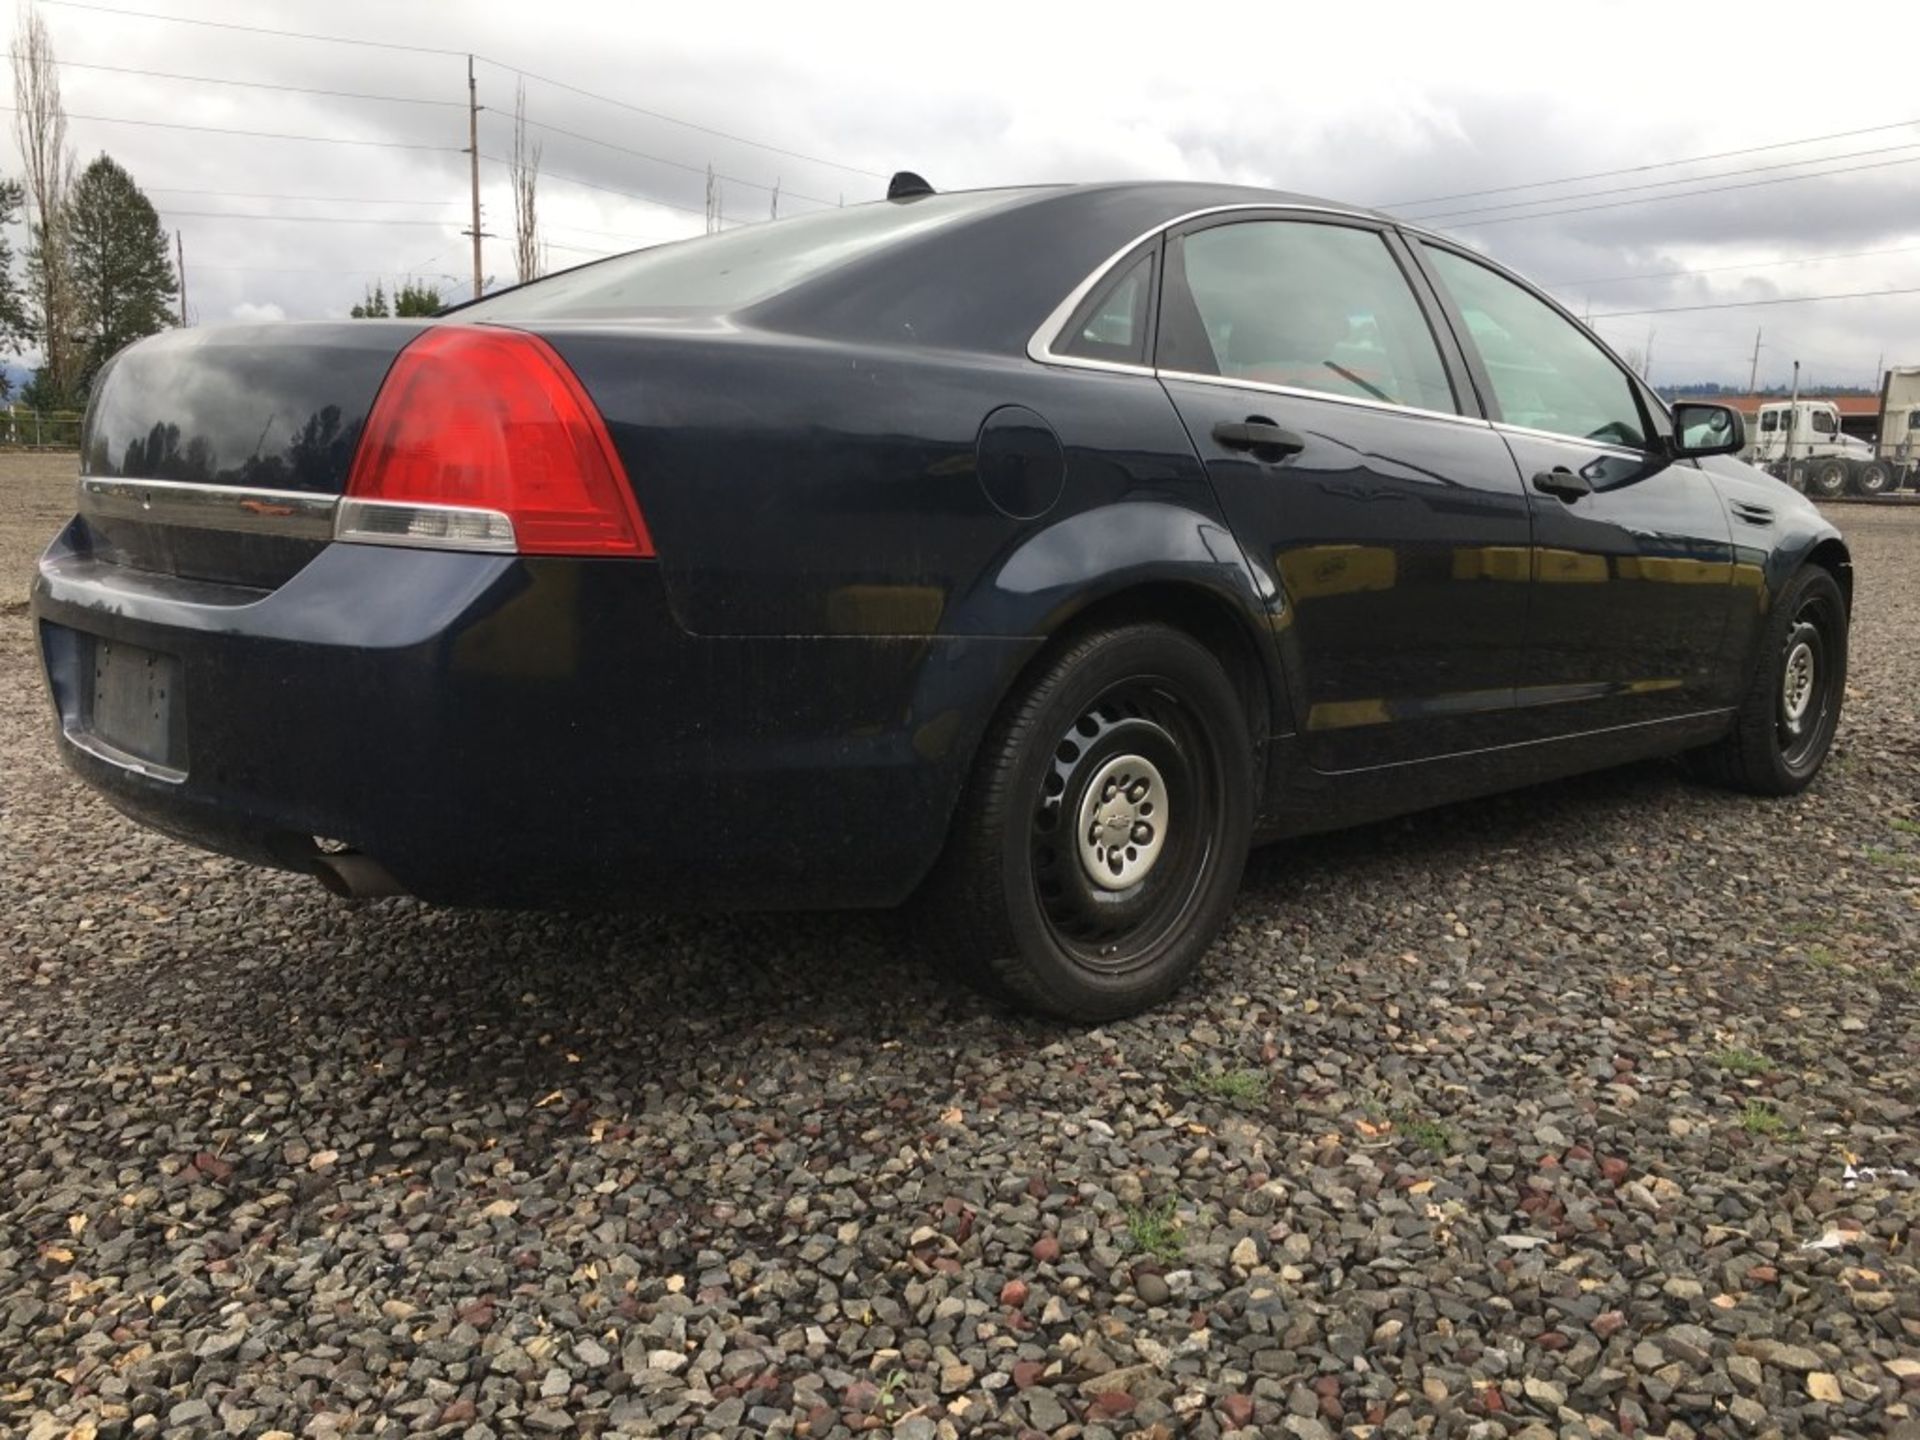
3,451,1918,1440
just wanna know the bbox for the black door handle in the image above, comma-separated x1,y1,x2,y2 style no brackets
1214,418,1305,462
1532,467,1592,501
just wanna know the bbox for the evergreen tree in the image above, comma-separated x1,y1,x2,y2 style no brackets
0,178,30,399
393,280,442,316
349,281,440,319
65,153,175,396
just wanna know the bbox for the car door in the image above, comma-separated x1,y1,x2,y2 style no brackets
1415,242,1736,736
1151,212,1534,771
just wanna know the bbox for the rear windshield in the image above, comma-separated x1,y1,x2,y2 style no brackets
460,190,1023,320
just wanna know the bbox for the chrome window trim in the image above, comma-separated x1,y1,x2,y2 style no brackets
1026,201,1382,372
1489,421,1654,461
1155,368,1487,431
79,475,338,541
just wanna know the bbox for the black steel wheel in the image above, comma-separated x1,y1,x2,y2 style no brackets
921,623,1254,1021
1686,565,1847,795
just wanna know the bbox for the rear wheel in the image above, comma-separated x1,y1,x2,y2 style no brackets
1853,460,1895,496
921,623,1254,1021
1806,458,1850,498
1686,566,1847,795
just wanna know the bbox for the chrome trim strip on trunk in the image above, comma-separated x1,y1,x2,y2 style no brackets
79,476,339,541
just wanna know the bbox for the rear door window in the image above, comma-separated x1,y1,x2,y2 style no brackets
1059,251,1155,366
1157,219,1457,414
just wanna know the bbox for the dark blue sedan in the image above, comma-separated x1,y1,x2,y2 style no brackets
31,179,1850,1019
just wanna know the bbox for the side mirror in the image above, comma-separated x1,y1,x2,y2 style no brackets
1669,402,1746,458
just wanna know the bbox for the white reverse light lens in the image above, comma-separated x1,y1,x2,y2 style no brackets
334,498,517,553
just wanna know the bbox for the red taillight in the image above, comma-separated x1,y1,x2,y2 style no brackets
341,325,653,557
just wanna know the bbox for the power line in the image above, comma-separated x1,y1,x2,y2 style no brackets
500,111,839,207
1420,151,1920,229
40,0,884,181
16,53,461,105
39,0,462,55
0,103,463,152
478,151,708,219
145,186,457,207
1414,140,1920,222
1591,286,1920,318
476,58,884,182
1544,241,1920,290
1385,115,1920,209
156,209,465,227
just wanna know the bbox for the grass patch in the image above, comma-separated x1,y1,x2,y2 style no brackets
1864,845,1918,868
1403,1117,1457,1155
1890,818,1920,836
873,1368,910,1417
1711,1048,1770,1076
1125,1197,1185,1262
1805,944,1841,970
1740,1101,1787,1137
1188,1066,1267,1105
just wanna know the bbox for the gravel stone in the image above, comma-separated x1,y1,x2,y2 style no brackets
4,462,1919,1436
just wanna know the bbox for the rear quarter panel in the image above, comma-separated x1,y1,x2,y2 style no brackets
539,325,1255,643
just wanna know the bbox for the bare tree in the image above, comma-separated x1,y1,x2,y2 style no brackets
704,164,721,235
12,4,74,401
508,80,543,285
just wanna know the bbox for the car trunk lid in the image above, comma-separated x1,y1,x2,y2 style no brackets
77,321,428,589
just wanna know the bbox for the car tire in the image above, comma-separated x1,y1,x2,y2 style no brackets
1685,565,1847,796
920,622,1255,1022
1806,458,1850,498
1853,460,1894,496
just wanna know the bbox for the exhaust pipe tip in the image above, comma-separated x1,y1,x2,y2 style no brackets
312,851,407,899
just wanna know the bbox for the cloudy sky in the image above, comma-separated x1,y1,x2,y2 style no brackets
21,0,1920,389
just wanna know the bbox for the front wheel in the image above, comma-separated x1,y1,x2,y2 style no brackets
920,623,1255,1021
1686,566,1848,795
1806,458,1850,498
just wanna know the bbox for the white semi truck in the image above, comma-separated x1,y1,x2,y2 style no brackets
1744,400,1876,497
1856,366,1920,496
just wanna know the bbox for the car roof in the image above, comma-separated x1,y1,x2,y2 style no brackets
746,180,1399,355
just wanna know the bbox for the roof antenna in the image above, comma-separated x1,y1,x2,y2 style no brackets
887,171,935,201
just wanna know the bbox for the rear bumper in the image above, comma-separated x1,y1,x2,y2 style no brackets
30,521,1035,909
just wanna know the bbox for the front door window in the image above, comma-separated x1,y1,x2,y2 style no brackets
1423,245,1649,449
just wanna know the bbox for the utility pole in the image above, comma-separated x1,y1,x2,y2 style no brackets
1873,351,1884,390
1748,328,1762,395
1643,328,1655,383
1789,360,1801,481
175,230,187,326
466,55,483,298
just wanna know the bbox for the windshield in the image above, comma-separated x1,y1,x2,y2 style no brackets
461,190,1026,321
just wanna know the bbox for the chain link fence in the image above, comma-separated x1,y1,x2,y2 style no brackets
0,410,82,449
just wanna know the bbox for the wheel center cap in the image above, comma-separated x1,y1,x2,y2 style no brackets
1076,753,1169,892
